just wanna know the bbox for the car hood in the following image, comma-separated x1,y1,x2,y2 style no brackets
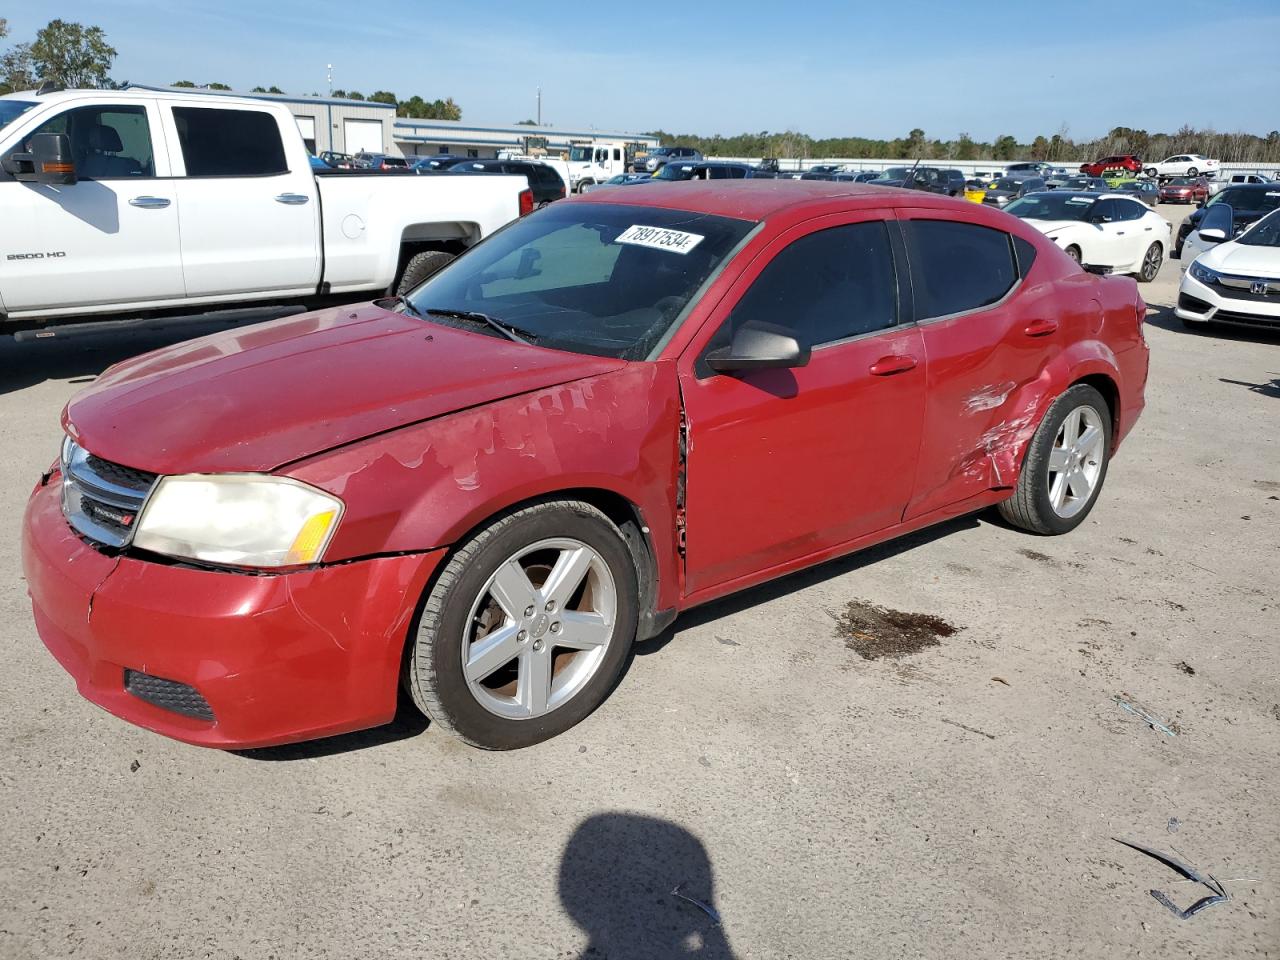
1201,242,1280,276
63,303,625,475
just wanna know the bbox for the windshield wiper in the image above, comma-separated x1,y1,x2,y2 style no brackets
423,307,538,345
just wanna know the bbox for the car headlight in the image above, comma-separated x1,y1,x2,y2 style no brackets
1189,261,1219,285
133,474,343,569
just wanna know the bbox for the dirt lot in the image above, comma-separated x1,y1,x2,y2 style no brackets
1,205,1277,959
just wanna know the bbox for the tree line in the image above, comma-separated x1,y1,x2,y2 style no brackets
172,81,464,121
647,126,1280,165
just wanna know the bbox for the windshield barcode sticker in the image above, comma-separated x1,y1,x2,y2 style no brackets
616,225,705,254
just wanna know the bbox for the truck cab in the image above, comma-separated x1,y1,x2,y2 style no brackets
567,141,640,193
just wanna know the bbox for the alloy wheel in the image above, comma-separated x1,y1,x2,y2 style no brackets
1047,405,1105,519
1141,243,1163,281
462,538,617,720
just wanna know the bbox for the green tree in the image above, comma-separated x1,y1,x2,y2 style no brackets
954,132,978,161
172,79,196,87
516,119,537,126
331,88,347,98
1029,135,1049,160
250,85,266,92
207,82,231,91
346,90,365,101
29,19,116,88
368,90,397,105
992,134,1019,160
267,85,284,94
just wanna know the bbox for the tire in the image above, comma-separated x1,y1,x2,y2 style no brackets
1065,244,1082,263
576,180,594,194
1187,167,1198,177
1145,168,1158,177
395,250,454,296
405,500,639,750
997,384,1112,536
1137,242,1163,282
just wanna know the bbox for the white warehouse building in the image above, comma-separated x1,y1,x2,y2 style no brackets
392,118,659,162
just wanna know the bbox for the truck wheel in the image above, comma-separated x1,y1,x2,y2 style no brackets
577,180,595,194
405,499,639,750
395,250,454,295
998,384,1112,536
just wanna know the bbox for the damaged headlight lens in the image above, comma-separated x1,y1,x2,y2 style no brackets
133,474,343,569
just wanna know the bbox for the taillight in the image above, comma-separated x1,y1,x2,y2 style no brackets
518,188,535,217
558,186,566,199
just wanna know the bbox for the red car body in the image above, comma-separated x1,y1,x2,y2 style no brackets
1079,155,1143,178
1158,177,1209,204
22,182,1149,748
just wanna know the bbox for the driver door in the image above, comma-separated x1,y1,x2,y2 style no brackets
678,212,926,597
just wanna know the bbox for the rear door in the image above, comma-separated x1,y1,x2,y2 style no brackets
0,98,184,313
162,104,320,297
897,213,1070,518
678,212,926,595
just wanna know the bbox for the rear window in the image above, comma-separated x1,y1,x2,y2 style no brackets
904,220,1018,321
173,107,287,177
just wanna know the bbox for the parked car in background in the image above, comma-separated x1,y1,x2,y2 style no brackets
22,181,1149,751
644,160,772,182
806,163,842,175
963,179,988,203
412,155,473,171
982,176,1047,207
1159,176,1210,204
637,145,702,173
1177,207,1280,331
1079,154,1143,178
0,87,532,335
1004,191,1170,280
1145,154,1219,179
1044,168,1078,189
865,166,964,195
582,172,653,192
308,154,328,171
448,159,567,206
1175,183,1280,254
355,153,410,171
319,150,357,169
1114,179,1159,207
1056,175,1111,192
1006,161,1054,178
1206,171,1272,196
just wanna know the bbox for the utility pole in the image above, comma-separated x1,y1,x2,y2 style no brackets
327,64,333,97
536,87,541,126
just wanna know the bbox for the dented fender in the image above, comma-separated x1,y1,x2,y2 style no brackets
285,361,684,612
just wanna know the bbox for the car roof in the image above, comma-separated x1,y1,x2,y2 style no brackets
564,179,1019,221
0,86,282,111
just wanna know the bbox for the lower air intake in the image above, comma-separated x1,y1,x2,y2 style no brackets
124,669,215,722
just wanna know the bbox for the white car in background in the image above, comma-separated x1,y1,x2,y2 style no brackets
1003,191,1171,282
1206,172,1272,196
1145,154,1220,178
1176,207,1280,330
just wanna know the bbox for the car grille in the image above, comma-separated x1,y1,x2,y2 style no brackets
1211,273,1280,302
60,440,157,548
124,669,215,722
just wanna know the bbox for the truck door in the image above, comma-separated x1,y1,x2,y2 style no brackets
161,104,320,297
0,99,185,314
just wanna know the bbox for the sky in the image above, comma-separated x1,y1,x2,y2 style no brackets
7,2,1279,141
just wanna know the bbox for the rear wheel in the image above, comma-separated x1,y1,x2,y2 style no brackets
998,384,1112,536
1187,167,1198,177
395,250,454,295
405,500,638,750
1138,243,1163,282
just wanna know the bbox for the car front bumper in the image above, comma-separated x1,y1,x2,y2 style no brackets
22,472,444,749
1176,273,1280,329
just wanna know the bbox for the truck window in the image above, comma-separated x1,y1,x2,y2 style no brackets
172,107,287,177
12,105,154,179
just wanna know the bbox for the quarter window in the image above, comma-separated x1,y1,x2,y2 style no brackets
14,105,154,179
172,107,287,176
719,221,899,350
904,219,1018,320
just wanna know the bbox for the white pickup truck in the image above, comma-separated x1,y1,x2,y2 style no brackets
0,87,532,336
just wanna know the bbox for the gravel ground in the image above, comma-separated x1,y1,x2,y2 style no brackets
1,205,1277,959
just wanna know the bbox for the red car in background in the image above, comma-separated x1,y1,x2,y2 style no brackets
1079,154,1143,178
1159,176,1210,204
22,182,1150,751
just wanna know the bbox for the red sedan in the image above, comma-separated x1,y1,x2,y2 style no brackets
1079,154,1143,178
22,182,1149,750
1159,176,1209,204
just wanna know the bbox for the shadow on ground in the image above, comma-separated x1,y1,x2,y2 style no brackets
0,308,303,396
560,813,739,959
1144,302,1280,344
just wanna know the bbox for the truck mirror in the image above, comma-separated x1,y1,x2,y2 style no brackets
28,133,78,185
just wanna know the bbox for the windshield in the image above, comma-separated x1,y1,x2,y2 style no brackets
654,163,696,181
993,178,1023,191
1168,178,1195,185
0,100,36,132
1238,210,1280,247
569,146,592,162
1209,187,1280,213
1004,193,1095,221
404,203,755,360
875,167,909,181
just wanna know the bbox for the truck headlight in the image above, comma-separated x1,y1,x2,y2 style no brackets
1189,261,1220,285
133,474,343,569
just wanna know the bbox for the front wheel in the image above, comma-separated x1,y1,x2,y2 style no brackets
1145,167,1158,177
1065,244,1082,263
405,500,638,749
998,384,1112,536
1138,242,1163,282
1187,167,1198,177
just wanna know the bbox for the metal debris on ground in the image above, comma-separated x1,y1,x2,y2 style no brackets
1167,817,1180,834
671,883,721,925
1113,695,1178,737
1113,838,1230,920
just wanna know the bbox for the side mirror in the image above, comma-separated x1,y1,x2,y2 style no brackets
5,133,77,185
705,323,811,374
1198,228,1227,243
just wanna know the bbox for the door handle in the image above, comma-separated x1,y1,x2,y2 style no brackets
274,193,310,205
1024,318,1059,337
868,355,918,376
129,196,171,209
